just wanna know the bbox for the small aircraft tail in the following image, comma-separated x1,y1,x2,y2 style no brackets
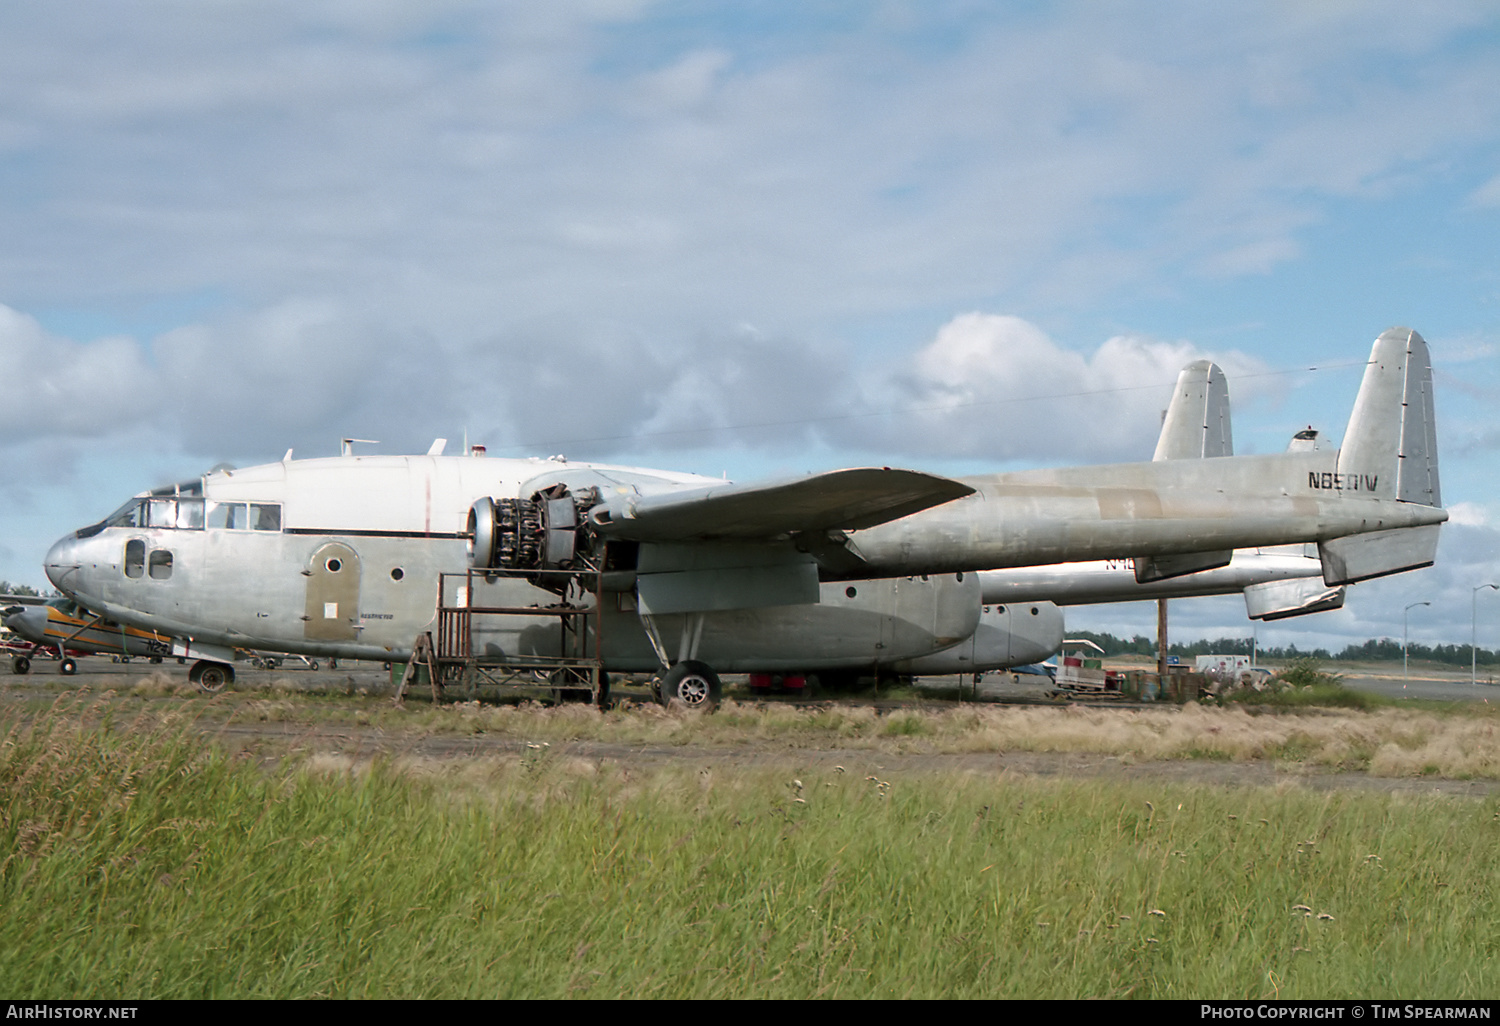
1153,360,1232,460
1319,327,1444,585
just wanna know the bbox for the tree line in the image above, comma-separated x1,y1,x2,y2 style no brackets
1067,630,1499,667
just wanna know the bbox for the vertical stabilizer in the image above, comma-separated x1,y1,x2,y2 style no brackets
1336,327,1442,506
1319,327,1444,586
1153,360,1232,460
1140,359,1233,582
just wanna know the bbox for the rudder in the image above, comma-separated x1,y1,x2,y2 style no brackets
1336,327,1441,506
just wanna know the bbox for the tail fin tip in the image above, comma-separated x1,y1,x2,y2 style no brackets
1154,360,1232,461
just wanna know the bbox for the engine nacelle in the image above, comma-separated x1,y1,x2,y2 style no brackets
468,486,595,571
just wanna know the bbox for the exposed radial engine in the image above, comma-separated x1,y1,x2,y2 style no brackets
466,484,601,576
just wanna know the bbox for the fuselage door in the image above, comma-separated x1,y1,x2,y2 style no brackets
304,542,361,642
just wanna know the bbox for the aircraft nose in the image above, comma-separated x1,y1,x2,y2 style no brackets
2,606,45,642
44,533,86,594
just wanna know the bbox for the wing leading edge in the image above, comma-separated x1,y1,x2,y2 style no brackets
587,467,975,543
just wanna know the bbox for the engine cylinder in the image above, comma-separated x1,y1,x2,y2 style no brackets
467,489,583,571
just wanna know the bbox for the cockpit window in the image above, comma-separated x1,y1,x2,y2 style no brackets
104,499,142,529
146,497,205,529
107,497,206,531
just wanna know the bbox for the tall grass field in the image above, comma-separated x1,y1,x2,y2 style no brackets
2,698,1497,998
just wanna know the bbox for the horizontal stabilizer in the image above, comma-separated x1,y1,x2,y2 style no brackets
1243,578,1345,621
1134,549,1233,584
590,468,974,542
1319,524,1441,586
1154,360,1232,460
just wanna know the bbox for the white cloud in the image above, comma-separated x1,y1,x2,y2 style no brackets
1448,502,1489,527
2,2,1498,333
836,313,1268,463
0,305,153,442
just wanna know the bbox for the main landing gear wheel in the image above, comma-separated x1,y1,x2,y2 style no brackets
658,660,721,710
60,658,78,676
190,660,234,694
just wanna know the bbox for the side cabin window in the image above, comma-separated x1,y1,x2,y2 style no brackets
125,540,145,578
206,501,282,531
148,550,173,580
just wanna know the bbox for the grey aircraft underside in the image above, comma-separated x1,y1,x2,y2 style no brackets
42,327,1444,704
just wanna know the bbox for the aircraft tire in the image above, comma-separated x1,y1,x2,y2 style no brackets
11,655,30,675
191,660,233,694
60,658,78,676
658,660,721,710
150,656,163,665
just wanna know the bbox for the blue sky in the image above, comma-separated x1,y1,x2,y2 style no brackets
2,1,1498,653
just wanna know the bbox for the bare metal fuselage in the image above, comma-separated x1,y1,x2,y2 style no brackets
43,456,1047,673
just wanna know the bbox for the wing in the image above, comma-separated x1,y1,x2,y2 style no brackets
587,467,975,542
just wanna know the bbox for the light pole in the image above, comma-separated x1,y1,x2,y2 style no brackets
1404,601,1431,686
1474,585,1498,686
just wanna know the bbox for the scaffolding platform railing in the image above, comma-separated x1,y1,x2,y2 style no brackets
395,567,607,706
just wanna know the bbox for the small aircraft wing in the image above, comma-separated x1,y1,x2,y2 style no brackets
588,467,975,542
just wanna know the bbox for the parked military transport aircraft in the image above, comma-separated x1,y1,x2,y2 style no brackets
977,546,1341,621
43,327,1444,705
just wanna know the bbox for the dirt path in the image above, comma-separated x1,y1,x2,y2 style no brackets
7,659,1499,797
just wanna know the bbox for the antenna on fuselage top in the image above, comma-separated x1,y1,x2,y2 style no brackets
341,438,379,457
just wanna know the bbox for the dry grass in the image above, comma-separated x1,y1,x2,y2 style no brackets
19,681,1500,780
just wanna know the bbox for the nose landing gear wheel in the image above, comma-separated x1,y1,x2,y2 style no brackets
189,660,234,694
657,660,721,710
